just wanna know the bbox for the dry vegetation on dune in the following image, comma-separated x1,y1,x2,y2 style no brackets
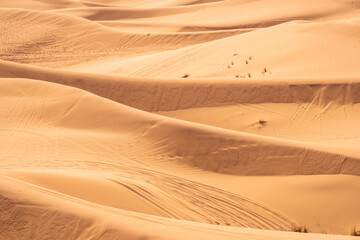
0,0,360,240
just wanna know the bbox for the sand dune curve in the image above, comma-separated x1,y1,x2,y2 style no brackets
1,0,360,239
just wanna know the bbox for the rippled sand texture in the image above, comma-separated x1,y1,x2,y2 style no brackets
1,1,360,239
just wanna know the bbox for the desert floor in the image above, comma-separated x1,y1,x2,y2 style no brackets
1,0,360,239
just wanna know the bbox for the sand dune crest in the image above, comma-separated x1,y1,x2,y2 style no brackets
1,0,360,239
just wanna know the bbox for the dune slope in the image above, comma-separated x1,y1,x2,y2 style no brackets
0,0,360,239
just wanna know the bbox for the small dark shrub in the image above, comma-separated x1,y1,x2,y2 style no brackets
351,227,359,236
258,119,267,126
292,226,308,233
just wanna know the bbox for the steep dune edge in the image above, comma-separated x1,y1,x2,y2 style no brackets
156,102,360,155
2,60,360,156
48,0,359,34
2,1,359,72
0,175,354,240
1,78,360,176
92,17,360,78
49,5,202,20
1,60,359,111
51,0,357,23
95,20,257,33
0,8,242,68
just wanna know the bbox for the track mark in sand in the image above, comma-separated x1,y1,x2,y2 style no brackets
2,141,296,232
0,129,57,168
85,163,297,231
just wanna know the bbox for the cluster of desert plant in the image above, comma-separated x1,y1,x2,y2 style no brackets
292,226,308,233
235,75,247,78
351,227,360,236
246,56,253,64
289,225,360,236
229,55,256,78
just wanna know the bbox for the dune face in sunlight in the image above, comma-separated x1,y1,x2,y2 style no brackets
1,1,360,239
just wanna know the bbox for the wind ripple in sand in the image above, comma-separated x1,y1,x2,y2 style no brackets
0,0,360,239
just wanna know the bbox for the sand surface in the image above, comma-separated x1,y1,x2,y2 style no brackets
1,0,360,239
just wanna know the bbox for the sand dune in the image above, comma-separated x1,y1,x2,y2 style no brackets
65,17,360,78
1,77,360,236
0,8,243,68
1,0,359,239
2,175,356,240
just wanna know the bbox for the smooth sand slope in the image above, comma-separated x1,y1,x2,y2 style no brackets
0,0,360,239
